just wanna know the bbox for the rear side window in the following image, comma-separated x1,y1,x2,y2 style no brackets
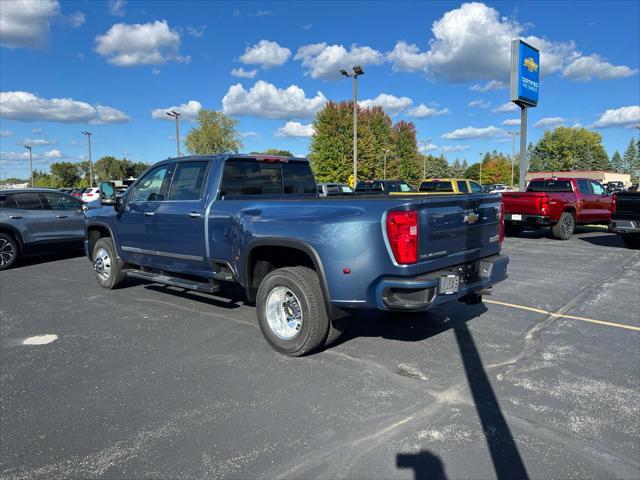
169,161,209,200
13,193,43,210
469,181,483,193
527,180,573,192
356,181,382,192
220,160,316,196
0,194,18,209
40,193,80,210
420,181,453,192
457,181,469,193
577,179,591,194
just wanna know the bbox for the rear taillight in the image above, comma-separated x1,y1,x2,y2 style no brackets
386,210,418,264
611,193,617,214
541,195,550,214
499,199,505,243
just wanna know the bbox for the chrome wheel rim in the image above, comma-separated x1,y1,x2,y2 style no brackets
93,247,112,281
265,286,303,340
562,215,573,236
0,239,15,266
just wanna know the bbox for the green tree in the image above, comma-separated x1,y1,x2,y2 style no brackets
93,156,126,182
50,162,81,187
449,158,469,178
185,109,242,155
623,138,638,178
309,101,354,183
422,154,450,178
610,151,624,173
33,169,53,187
256,149,293,157
529,127,610,172
390,120,421,185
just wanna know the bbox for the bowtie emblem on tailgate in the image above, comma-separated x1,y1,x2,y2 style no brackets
463,211,480,224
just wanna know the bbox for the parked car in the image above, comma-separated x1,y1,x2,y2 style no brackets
85,154,508,356
82,187,100,202
502,177,612,240
354,179,414,194
316,183,353,196
489,185,515,193
609,191,640,248
604,181,625,193
0,189,85,269
70,188,86,199
414,178,484,194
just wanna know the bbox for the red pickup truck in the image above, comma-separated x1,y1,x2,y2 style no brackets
502,177,612,240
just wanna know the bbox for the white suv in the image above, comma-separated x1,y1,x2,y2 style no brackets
81,187,100,202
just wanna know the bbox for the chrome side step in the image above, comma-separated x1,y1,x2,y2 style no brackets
125,269,220,293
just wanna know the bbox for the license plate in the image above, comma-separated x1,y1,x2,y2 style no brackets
511,214,522,221
439,274,460,295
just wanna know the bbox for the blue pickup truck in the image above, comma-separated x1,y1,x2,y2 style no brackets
85,154,508,355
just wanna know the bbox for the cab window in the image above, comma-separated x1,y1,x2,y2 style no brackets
589,181,606,195
419,181,453,192
13,193,43,210
457,181,469,193
469,181,483,193
132,164,174,202
168,161,209,201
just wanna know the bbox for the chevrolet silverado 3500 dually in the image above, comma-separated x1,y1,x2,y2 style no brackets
85,155,508,356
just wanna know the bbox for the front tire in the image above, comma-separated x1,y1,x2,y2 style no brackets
0,233,19,271
552,212,575,240
92,237,125,289
256,266,329,356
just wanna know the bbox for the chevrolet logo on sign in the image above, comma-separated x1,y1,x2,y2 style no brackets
463,212,480,224
524,57,538,72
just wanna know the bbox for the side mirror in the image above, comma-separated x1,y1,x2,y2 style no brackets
100,181,116,205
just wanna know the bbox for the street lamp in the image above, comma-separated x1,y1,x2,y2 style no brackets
24,145,33,187
81,131,93,187
166,110,181,157
419,139,432,180
382,148,390,180
507,131,519,187
340,65,364,187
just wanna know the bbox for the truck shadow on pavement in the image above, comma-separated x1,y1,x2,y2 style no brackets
15,246,84,268
339,307,529,479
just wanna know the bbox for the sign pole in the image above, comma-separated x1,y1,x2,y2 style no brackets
519,106,527,189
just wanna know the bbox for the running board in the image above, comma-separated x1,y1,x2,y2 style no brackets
125,270,220,293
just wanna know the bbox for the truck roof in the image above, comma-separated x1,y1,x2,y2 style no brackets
156,154,309,165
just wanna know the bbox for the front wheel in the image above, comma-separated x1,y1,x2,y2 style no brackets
256,266,329,356
552,212,575,240
92,237,125,289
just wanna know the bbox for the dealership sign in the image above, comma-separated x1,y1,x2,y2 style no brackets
510,39,540,107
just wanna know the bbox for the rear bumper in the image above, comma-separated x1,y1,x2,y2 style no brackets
505,214,552,226
371,254,509,312
610,220,640,234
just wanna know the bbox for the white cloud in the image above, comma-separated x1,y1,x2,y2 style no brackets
254,10,273,17
492,102,518,113
151,100,202,122
294,43,384,80
0,130,13,137
442,125,509,140
441,145,470,153
571,123,583,129
108,0,126,17
502,118,521,126
388,2,579,82
239,131,260,139
68,11,85,28
23,138,56,146
386,41,429,72
185,26,206,38
0,91,129,124
533,117,566,128
359,94,413,115
470,80,507,92
563,54,637,82
276,121,315,138
32,128,43,134
231,67,257,79
239,40,291,68
421,143,439,152
222,81,327,119
43,148,63,159
302,24,313,31
0,0,60,49
95,20,190,66
0,151,32,161
593,106,640,128
468,100,490,109
406,104,449,118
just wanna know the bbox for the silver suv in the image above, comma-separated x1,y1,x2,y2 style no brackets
0,189,85,270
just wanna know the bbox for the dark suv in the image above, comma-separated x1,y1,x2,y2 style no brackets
0,189,85,269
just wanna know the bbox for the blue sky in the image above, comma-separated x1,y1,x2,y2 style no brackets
1,0,639,179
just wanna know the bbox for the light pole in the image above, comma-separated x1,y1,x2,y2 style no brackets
479,153,483,185
382,148,390,180
166,110,181,157
507,131,519,188
24,145,33,187
81,131,93,187
340,65,364,187
419,139,432,180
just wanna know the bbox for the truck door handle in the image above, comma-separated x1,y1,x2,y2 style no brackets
188,212,202,218
9,215,22,219
144,211,155,217
56,215,68,219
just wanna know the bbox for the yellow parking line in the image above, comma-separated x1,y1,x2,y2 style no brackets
484,299,640,332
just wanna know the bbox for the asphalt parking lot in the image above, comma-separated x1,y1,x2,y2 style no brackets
1,227,639,479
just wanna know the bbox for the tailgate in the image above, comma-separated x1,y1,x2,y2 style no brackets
502,192,547,215
413,194,501,262
615,193,640,217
